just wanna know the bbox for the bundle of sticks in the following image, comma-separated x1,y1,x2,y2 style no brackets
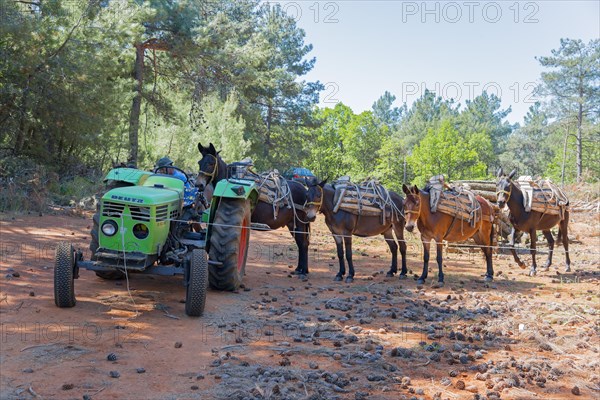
452,180,498,202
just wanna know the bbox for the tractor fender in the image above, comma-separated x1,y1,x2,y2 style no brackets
205,179,259,253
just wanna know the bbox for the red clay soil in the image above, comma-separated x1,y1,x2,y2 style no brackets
0,210,599,400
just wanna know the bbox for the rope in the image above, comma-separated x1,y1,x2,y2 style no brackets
90,212,600,264
119,213,138,317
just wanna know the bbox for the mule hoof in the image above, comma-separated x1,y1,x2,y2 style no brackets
484,275,493,282
398,274,408,280
529,269,537,277
334,276,343,282
386,271,395,278
565,266,571,273
540,267,550,272
292,269,303,275
297,273,307,280
417,279,425,285
432,281,444,288
345,276,354,283
518,263,526,270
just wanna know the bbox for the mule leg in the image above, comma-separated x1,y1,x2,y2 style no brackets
344,236,355,283
435,241,444,285
417,239,430,284
529,229,538,276
289,223,309,275
288,224,302,274
508,227,516,247
383,229,398,277
560,214,571,272
540,230,554,271
473,228,494,282
333,235,345,281
508,228,526,269
393,222,408,279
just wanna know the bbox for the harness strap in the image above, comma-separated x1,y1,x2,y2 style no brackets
305,185,323,214
198,154,219,184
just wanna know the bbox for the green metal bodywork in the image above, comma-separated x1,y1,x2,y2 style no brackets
205,178,259,251
104,167,152,185
95,168,258,264
99,173,183,255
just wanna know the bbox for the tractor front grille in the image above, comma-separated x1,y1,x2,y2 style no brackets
102,202,125,218
156,205,169,221
130,206,151,221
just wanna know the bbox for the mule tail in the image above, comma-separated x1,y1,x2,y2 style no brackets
489,211,496,252
556,209,569,246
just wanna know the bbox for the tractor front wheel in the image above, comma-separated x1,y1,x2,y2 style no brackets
185,249,208,317
208,198,251,291
54,242,76,307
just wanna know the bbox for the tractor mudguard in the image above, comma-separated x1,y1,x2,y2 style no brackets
211,179,259,202
205,179,259,253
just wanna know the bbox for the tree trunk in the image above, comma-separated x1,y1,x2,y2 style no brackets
14,90,30,155
561,124,569,185
576,101,583,182
128,43,145,167
264,103,272,160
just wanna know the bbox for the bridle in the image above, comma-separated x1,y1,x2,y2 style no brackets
305,184,323,213
404,193,421,220
197,154,219,185
496,179,512,203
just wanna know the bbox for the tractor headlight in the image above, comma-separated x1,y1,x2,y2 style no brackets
101,220,118,236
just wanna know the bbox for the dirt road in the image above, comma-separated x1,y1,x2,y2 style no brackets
1,211,599,399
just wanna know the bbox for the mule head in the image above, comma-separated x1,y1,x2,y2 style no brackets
496,168,516,208
305,179,327,221
402,184,420,233
196,142,220,190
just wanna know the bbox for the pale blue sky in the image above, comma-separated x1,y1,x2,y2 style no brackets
278,0,599,124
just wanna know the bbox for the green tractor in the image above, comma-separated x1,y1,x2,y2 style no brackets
54,166,259,317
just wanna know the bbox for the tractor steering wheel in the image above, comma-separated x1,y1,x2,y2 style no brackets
154,165,192,183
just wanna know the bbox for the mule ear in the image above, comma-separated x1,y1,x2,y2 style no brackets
497,167,503,178
402,184,410,195
208,143,217,155
508,169,516,180
318,178,327,188
412,185,419,194
198,142,205,153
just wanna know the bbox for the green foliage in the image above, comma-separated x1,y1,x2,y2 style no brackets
305,103,353,180
499,103,553,177
458,91,513,171
0,0,320,175
407,120,488,186
536,38,600,181
372,91,404,130
1,1,597,206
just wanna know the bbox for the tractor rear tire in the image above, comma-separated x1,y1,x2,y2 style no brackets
185,249,208,317
208,198,251,291
54,242,76,307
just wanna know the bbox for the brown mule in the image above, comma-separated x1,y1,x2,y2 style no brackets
496,168,571,276
402,184,495,285
306,180,408,283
